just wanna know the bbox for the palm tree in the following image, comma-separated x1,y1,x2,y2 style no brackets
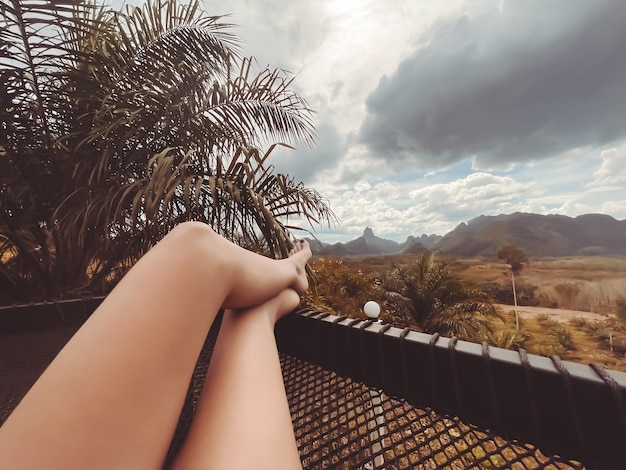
497,244,528,330
379,251,499,341
0,0,93,301
305,258,381,318
0,0,333,303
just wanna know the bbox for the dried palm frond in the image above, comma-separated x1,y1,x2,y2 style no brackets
1,0,333,302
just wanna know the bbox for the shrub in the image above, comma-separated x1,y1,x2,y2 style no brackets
499,309,525,330
551,325,575,351
535,314,561,330
305,258,380,319
616,299,626,323
483,282,539,306
611,335,626,355
379,252,500,340
581,318,626,353
533,317,575,351
568,316,589,328
583,320,615,339
536,343,566,357
552,283,582,310
487,328,529,350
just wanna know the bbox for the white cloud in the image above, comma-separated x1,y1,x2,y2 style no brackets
409,173,534,213
104,0,626,245
311,172,538,241
591,144,626,188
598,200,626,219
304,147,626,242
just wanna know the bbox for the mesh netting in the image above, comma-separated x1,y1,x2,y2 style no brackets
280,354,585,470
0,320,593,469
0,324,79,425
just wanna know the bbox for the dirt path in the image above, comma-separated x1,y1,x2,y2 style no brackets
495,304,611,323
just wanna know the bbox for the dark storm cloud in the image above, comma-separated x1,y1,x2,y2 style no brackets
359,0,626,169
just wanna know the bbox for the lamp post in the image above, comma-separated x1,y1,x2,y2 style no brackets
364,300,381,322
363,301,384,468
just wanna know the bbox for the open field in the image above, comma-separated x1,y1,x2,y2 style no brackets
507,304,608,323
496,303,625,371
459,256,626,314
450,256,626,371
315,254,626,371
329,254,626,313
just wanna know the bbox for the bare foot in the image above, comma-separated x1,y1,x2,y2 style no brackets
289,239,311,295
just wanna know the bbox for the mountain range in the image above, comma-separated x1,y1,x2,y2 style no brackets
308,212,626,258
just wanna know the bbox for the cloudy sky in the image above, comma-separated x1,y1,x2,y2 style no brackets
117,0,626,242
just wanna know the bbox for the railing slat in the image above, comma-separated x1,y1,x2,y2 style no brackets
276,310,626,469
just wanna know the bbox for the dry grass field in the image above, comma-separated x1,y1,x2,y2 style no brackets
324,254,626,371
460,256,626,371
460,256,626,313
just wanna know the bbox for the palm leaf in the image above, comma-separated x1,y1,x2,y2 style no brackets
380,251,499,339
3,0,333,302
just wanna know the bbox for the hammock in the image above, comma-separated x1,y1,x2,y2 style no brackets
1,300,625,469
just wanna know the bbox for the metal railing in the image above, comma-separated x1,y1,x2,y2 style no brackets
275,309,626,469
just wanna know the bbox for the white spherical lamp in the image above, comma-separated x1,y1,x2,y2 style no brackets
363,301,381,320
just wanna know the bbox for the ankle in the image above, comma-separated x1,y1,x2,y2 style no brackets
272,289,301,323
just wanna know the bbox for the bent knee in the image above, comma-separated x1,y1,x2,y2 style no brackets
162,222,221,258
170,221,217,240
166,222,232,284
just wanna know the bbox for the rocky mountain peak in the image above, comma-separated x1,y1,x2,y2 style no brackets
308,212,625,257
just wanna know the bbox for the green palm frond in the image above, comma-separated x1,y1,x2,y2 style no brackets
71,1,312,160
216,58,316,147
380,251,499,340
2,0,332,302
0,0,101,145
61,0,323,261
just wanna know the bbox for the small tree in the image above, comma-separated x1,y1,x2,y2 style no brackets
378,251,500,341
616,299,626,323
498,244,528,330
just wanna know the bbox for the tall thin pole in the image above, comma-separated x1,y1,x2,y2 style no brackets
512,271,519,330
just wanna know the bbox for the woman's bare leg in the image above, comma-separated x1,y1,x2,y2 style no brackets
0,222,310,470
172,288,302,470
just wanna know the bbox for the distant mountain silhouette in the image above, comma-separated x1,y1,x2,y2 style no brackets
307,213,626,257
435,212,626,257
308,227,439,256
